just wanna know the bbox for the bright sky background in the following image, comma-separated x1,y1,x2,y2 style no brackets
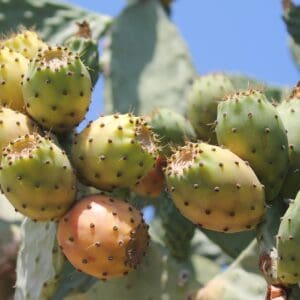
66,0,300,120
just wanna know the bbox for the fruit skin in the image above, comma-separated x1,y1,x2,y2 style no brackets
277,85,300,199
22,46,92,132
149,108,195,157
71,113,158,191
1,30,47,59
277,191,300,284
216,89,289,202
0,107,38,157
165,142,266,233
0,46,29,111
132,155,166,198
57,194,149,280
187,74,235,144
64,21,101,87
0,134,76,221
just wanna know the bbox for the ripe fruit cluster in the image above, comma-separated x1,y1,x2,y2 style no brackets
0,28,298,286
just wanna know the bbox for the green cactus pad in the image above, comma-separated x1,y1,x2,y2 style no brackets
187,74,235,144
22,46,92,132
0,46,29,111
277,85,300,199
0,134,76,221
165,142,266,233
149,108,195,157
216,89,289,202
277,191,300,284
71,113,158,191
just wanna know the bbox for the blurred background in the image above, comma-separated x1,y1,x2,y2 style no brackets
65,0,299,122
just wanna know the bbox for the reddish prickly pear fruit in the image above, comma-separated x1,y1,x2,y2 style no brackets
71,113,158,191
187,74,235,144
0,134,76,221
1,30,47,60
216,89,289,202
277,84,300,199
0,46,29,111
132,156,166,198
57,194,150,280
165,142,266,233
22,46,92,132
0,107,39,157
276,191,300,284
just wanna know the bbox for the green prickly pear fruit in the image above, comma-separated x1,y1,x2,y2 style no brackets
0,46,29,111
132,156,166,198
64,21,101,87
22,46,92,132
1,29,47,59
187,74,235,144
149,108,195,157
165,142,266,233
0,107,39,157
276,191,300,284
57,194,149,280
277,84,300,199
215,89,289,202
71,113,158,191
0,134,76,221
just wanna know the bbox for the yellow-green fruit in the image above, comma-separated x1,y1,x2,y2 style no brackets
0,134,76,221
71,114,158,191
2,30,47,59
187,74,235,143
165,142,266,233
22,46,92,132
57,194,149,280
0,46,29,111
0,107,39,157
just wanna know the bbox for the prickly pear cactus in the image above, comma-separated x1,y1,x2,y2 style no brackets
165,142,266,232
187,73,235,144
277,85,300,199
216,90,289,202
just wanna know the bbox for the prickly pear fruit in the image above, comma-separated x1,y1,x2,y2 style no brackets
0,107,38,157
165,142,266,233
276,191,300,284
57,194,149,280
0,134,76,221
277,85,300,199
71,113,158,191
132,156,165,198
0,46,29,111
64,21,101,87
187,74,235,144
149,108,195,157
22,46,92,132
1,30,47,59
216,90,289,202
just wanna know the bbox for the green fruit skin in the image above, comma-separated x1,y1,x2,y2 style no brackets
0,134,76,221
277,191,300,284
277,98,300,199
149,108,195,157
187,74,235,144
216,90,289,202
22,47,92,132
165,142,266,233
65,37,100,87
71,114,158,191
